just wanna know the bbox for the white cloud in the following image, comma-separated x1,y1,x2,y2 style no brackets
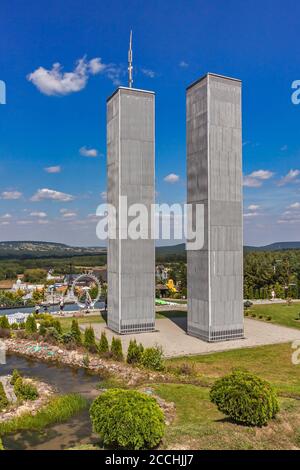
30,211,47,218
1,191,22,200
61,211,77,218
179,61,188,68
45,166,61,174
248,204,260,211
243,169,274,188
79,146,99,158
243,177,262,188
278,169,300,186
31,188,74,202
89,58,106,75
248,170,274,180
281,144,288,151
0,221,10,226
141,68,156,78
243,212,259,218
1,213,12,219
101,191,107,201
289,202,300,209
164,173,180,183
28,56,106,96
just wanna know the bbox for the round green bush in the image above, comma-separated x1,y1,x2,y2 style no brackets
210,369,279,427
90,389,165,449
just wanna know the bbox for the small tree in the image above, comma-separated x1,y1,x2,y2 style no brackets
98,331,109,356
71,319,82,345
0,382,9,411
10,369,21,386
84,326,97,353
127,339,144,364
25,315,37,334
111,337,123,361
0,315,10,329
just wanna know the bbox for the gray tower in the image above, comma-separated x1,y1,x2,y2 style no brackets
186,73,244,342
106,86,155,333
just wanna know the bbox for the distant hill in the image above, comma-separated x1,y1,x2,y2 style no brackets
0,241,106,259
0,240,299,261
244,242,300,252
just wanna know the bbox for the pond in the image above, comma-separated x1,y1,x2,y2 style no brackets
0,354,102,450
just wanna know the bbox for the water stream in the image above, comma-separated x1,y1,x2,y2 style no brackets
0,355,102,450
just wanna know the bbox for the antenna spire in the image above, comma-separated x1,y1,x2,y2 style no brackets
128,30,133,88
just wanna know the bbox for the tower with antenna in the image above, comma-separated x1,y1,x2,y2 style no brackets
128,30,133,88
106,32,156,334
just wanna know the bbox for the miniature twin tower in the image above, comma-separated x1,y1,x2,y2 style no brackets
106,35,244,342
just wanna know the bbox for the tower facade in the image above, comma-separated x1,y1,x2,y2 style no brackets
186,73,244,342
107,87,155,334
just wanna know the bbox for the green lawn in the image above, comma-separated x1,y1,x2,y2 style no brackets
154,383,300,450
165,343,300,397
250,302,300,329
59,314,106,332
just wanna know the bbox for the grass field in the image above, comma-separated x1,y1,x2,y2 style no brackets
249,302,300,330
154,383,300,450
155,342,300,449
165,343,300,396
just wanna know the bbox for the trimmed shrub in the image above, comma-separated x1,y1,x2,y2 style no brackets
141,346,164,371
267,316,272,321
10,369,21,386
71,319,82,345
127,339,144,365
210,369,279,427
244,300,253,309
111,337,123,361
14,377,39,401
98,331,109,356
84,326,97,353
90,389,165,449
25,315,37,334
10,322,19,330
0,382,9,411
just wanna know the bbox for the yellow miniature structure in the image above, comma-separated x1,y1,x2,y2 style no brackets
166,279,177,293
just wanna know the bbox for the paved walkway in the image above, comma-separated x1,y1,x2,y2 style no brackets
80,317,300,358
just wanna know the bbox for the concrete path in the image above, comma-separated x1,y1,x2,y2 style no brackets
80,317,300,358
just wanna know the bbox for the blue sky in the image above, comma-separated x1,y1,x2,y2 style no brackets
0,0,300,246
